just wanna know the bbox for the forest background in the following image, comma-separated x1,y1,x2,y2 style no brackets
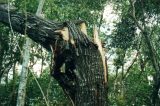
0,0,160,105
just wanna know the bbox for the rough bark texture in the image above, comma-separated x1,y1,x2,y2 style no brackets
50,22,107,105
75,47,107,105
0,6,107,106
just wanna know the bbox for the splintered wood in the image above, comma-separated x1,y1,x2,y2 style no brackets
80,22,88,35
55,26,76,45
55,23,107,84
93,25,107,83
55,27,69,41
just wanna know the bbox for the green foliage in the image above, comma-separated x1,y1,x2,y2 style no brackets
25,70,71,106
44,0,107,35
108,0,160,105
14,0,38,13
0,0,7,4
113,48,126,69
108,63,154,106
0,70,71,106
111,15,136,50
0,24,23,78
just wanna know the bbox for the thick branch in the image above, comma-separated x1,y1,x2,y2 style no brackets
0,9,88,51
0,10,66,50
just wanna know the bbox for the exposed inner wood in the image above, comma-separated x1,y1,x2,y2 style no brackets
80,22,87,35
55,27,69,41
93,26,107,83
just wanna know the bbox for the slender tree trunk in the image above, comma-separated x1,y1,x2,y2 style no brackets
16,37,31,106
16,0,45,106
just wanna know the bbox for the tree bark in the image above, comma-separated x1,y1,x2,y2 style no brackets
74,47,107,105
16,38,31,106
0,6,107,106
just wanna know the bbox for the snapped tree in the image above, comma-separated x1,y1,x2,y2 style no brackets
0,4,108,106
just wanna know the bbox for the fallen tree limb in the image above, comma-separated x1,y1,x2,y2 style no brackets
0,8,86,51
0,10,63,50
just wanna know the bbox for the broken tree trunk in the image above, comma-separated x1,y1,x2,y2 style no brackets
0,6,107,106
